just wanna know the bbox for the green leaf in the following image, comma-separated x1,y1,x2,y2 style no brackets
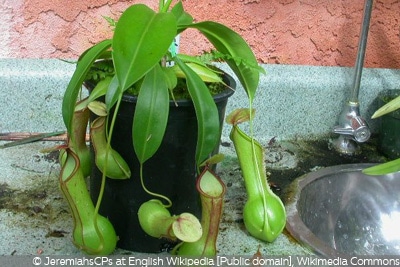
161,67,177,90
172,63,224,83
190,21,260,103
176,54,209,67
171,1,193,31
105,75,121,111
133,65,170,163
62,39,112,133
362,158,400,175
199,153,225,167
372,95,400,119
161,67,178,104
87,76,112,103
175,58,220,166
112,4,177,91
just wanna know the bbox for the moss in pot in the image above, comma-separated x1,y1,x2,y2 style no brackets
59,0,268,254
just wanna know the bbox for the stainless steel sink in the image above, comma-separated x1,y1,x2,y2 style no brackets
286,163,400,256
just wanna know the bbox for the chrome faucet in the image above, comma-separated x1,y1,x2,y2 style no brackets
332,0,373,155
332,101,371,154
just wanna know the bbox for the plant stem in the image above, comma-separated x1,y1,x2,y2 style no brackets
160,0,173,12
139,163,173,208
91,95,124,251
158,0,163,12
93,95,123,217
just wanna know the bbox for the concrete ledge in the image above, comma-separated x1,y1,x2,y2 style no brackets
0,59,75,133
1,59,400,140
0,59,398,256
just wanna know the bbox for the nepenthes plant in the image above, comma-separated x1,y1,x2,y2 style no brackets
56,0,278,255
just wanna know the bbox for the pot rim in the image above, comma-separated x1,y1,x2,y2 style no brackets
121,72,236,106
84,71,236,107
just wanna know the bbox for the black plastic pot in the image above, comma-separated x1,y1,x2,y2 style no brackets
90,74,235,252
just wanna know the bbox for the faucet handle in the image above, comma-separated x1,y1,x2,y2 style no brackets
351,116,371,142
333,116,371,143
333,126,354,137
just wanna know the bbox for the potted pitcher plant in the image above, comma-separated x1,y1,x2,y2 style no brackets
57,0,286,255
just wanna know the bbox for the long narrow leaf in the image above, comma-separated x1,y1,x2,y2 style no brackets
133,65,170,163
172,63,223,83
362,158,400,176
112,4,177,91
175,58,220,166
62,39,112,133
87,76,112,103
105,75,122,111
189,22,260,103
171,1,193,32
372,95,400,119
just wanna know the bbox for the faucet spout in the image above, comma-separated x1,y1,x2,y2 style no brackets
332,0,373,155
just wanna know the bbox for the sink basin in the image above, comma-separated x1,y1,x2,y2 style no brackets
286,163,400,256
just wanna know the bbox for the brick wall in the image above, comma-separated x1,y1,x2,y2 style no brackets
2,0,399,68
